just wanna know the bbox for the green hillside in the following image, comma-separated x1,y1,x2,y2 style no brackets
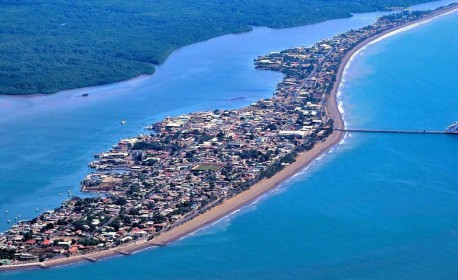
0,0,433,94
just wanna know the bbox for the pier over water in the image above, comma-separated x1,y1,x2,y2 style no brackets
335,128,456,135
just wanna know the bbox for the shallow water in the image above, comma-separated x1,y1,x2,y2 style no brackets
0,5,395,232
1,0,457,278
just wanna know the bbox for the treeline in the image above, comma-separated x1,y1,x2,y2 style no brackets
0,0,433,95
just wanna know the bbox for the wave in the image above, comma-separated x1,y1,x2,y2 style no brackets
174,138,350,242
150,8,458,247
334,10,457,131
200,9,458,242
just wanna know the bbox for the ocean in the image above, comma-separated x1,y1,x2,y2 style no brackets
1,0,457,278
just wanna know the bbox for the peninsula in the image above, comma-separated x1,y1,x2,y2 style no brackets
0,4,456,271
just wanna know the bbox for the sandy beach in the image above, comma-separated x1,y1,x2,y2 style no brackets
150,2,458,248
1,4,457,272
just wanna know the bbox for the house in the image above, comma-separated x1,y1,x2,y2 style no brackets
68,246,79,255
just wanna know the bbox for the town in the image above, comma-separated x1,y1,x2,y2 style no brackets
0,7,440,266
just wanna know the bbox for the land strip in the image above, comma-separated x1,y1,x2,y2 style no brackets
1,3,457,272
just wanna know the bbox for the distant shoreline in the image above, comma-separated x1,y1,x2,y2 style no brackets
1,3,457,273
4,74,151,100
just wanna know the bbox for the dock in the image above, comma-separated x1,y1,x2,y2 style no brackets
149,243,165,247
334,128,452,135
82,256,98,262
113,249,131,256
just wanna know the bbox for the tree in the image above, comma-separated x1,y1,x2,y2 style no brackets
22,231,33,241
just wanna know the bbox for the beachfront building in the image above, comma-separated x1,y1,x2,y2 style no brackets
0,7,440,265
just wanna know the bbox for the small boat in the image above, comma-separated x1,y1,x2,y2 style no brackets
445,122,458,133
4,210,8,214
82,93,89,97
121,120,127,125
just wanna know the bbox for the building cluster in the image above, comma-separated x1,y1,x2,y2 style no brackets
0,8,436,265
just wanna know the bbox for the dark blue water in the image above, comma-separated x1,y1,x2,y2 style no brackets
1,1,457,278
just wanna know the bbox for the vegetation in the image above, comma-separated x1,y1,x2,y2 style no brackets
0,0,433,95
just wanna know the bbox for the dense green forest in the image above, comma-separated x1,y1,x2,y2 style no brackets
0,0,434,95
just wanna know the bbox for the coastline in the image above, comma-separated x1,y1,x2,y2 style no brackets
2,4,457,273
3,74,151,100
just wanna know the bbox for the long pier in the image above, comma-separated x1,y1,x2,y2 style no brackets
335,128,451,135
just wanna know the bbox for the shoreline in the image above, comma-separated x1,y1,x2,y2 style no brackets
2,4,457,273
2,74,151,100
0,2,448,99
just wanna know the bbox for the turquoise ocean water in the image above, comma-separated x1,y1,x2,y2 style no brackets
1,1,457,278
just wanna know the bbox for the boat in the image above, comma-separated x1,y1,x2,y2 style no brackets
445,122,458,133
121,120,127,125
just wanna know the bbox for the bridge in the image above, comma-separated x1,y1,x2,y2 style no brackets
334,128,452,135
